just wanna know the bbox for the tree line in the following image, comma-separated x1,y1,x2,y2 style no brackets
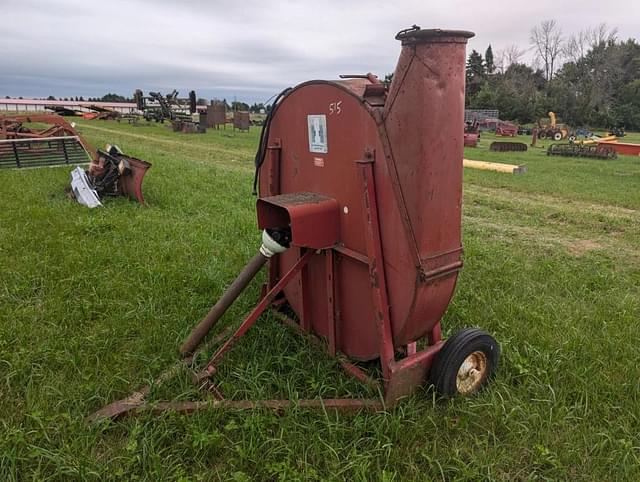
466,21,640,130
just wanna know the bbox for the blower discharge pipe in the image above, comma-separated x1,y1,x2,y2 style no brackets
179,229,290,356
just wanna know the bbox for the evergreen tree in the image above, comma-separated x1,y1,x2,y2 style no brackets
485,45,495,74
465,50,486,99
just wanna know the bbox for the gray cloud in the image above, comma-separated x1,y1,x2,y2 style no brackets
1,0,638,102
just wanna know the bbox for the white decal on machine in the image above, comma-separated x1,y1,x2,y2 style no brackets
307,115,328,153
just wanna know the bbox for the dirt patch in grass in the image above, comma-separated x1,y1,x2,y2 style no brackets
565,239,603,256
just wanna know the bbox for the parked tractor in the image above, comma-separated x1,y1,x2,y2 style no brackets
537,111,569,141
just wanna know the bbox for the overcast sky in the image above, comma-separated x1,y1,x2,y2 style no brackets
1,0,638,103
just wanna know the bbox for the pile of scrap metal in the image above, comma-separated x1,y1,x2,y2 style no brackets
489,141,528,152
134,89,205,133
0,114,150,206
547,143,617,159
464,120,480,147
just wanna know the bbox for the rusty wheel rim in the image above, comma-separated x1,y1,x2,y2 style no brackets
456,351,488,395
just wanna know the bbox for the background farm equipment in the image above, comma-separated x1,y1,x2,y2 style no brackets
489,141,528,152
597,140,640,156
464,120,480,147
233,111,251,132
206,101,227,129
571,127,594,139
495,121,518,136
0,115,91,169
547,143,617,159
82,105,121,120
45,105,83,117
0,114,150,204
518,127,533,135
608,127,626,137
134,89,205,133
537,111,570,141
92,26,500,421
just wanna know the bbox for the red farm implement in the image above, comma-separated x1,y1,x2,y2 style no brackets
0,114,150,205
90,26,500,421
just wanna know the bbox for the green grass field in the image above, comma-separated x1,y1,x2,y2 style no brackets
1,119,639,480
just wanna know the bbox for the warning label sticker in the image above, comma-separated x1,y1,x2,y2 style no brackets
307,115,328,153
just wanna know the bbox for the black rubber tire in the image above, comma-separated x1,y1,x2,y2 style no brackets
553,132,563,141
538,131,547,139
429,328,500,397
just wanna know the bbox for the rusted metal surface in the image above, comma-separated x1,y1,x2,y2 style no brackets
495,122,518,136
180,251,269,356
110,154,152,204
87,324,236,423
464,121,480,147
85,105,120,120
464,132,479,147
489,141,528,152
0,136,91,169
92,26,490,420
45,105,82,117
206,102,227,128
384,339,444,405
233,111,250,131
547,143,617,159
597,141,640,156
0,114,151,203
259,29,471,361
201,251,314,374
0,114,97,156
171,119,206,134
456,350,488,394
257,193,340,250
94,398,381,421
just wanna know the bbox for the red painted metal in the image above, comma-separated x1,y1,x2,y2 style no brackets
202,250,314,375
0,114,97,158
464,132,479,147
495,122,518,136
251,28,473,404
597,141,640,156
90,27,476,421
257,192,340,249
0,114,150,204
464,120,480,147
259,29,472,364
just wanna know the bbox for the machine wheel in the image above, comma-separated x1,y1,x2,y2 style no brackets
429,328,500,397
568,135,576,142
553,132,563,141
538,131,547,139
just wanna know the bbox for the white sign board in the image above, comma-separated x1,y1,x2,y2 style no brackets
307,115,328,153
